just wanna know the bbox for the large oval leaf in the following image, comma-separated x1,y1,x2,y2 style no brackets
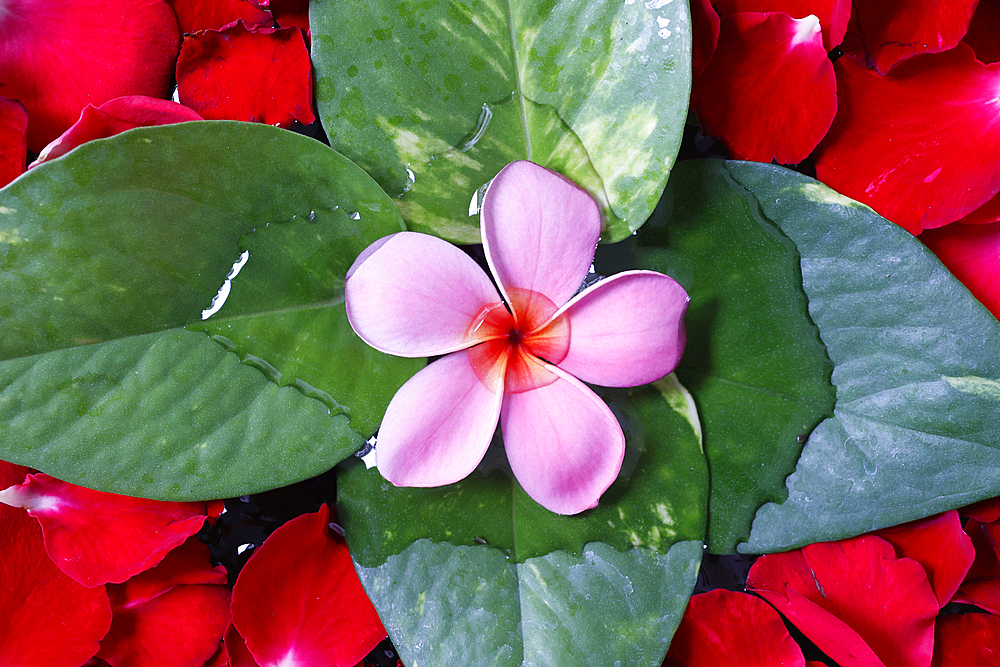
0,122,421,499
338,376,707,666
310,0,692,243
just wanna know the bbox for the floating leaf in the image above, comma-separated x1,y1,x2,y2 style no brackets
339,376,707,666
0,121,420,499
310,0,691,243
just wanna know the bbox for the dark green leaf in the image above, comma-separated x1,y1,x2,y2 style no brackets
310,0,691,243
0,122,420,498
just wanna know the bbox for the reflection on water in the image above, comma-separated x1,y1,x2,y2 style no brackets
201,250,250,320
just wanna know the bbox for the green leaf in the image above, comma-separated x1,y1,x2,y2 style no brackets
635,159,836,553
310,0,691,243
339,376,707,665
0,121,421,499
716,161,1000,553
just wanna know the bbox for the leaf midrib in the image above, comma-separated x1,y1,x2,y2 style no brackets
504,0,531,161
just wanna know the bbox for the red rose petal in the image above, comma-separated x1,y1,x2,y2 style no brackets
98,538,231,667
956,191,1000,225
267,0,309,38
962,497,1000,523
663,589,806,665
964,0,1000,65
32,96,204,166
231,504,387,667
710,0,851,50
690,0,720,78
875,511,975,607
167,0,273,33
202,642,230,667
932,613,1000,666
814,44,1000,234
0,0,180,152
692,11,837,164
0,96,27,187
921,221,1000,322
0,464,113,667
842,0,980,74
953,519,1000,613
225,624,261,667
176,21,315,127
747,535,938,667
0,473,212,586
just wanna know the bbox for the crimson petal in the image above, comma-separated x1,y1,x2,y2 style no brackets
962,496,1000,523
0,0,180,152
875,511,975,607
964,0,1000,65
953,519,1000,614
167,0,273,34
231,504,387,667
814,44,1000,234
267,0,309,38
690,0,720,78
747,535,938,667
692,11,837,164
176,21,315,127
0,463,112,667
711,0,851,50
0,96,27,187
932,613,1000,666
32,96,203,166
663,589,806,665
225,624,261,667
842,0,980,74
921,221,1000,321
0,473,212,586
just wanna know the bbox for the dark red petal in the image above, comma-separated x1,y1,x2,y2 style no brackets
107,537,228,608
167,0,272,33
814,44,1000,234
842,0,980,74
875,511,975,607
962,496,1000,523
0,0,180,152
963,0,1000,64
0,473,211,586
224,624,261,667
663,589,805,665
0,96,27,187
267,0,309,38
202,642,229,667
176,21,315,127
231,504,387,667
32,96,203,166
710,0,851,50
921,221,1000,322
747,535,938,667
690,0,720,78
957,191,1000,225
953,520,1000,613
932,613,1000,666
0,467,113,667
692,11,836,164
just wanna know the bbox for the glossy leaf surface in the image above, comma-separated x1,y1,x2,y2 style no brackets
0,122,420,499
310,0,692,243
339,376,707,665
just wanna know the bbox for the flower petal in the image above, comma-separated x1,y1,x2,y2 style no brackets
875,511,975,607
231,505,387,667
747,535,939,667
225,624,262,667
268,0,309,38
814,44,1000,234
501,363,624,514
711,0,851,50
376,351,503,487
176,21,315,127
0,96,27,187
0,0,180,152
481,161,600,314
0,463,112,667
690,0,720,78
692,12,837,164
964,0,1000,65
953,519,1000,614
842,0,979,74
962,496,1000,523
32,96,203,167
166,0,273,34
932,613,1000,666
663,590,806,666
346,232,505,357
0,473,211,586
921,221,1000,321
556,270,688,387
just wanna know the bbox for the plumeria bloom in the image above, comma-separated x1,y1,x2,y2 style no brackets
345,161,689,514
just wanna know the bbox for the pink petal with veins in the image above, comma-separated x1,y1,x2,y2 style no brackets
557,270,689,387
0,473,211,586
501,363,624,514
377,351,504,487
32,96,203,167
481,161,600,315
231,505,386,667
346,232,505,357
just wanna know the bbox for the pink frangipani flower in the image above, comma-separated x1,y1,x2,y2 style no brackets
345,161,689,515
